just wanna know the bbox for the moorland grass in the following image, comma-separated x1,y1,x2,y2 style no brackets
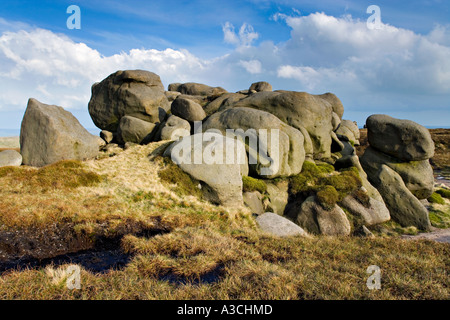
0,143,449,300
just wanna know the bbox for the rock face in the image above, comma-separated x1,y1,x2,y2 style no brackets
365,164,431,230
0,150,22,167
168,82,227,96
88,70,169,132
204,93,246,116
256,212,309,237
336,120,360,145
163,132,248,207
159,115,191,141
202,107,305,178
295,196,351,236
21,98,101,167
366,114,434,161
229,91,337,159
171,97,207,122
265,181,289,215
117,115,157,144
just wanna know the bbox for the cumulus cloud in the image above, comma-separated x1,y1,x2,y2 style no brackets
0,12,450,129
222,22,259,47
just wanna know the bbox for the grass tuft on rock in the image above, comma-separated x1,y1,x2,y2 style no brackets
157,156,203,199
316,186,339,210
242,176,267,194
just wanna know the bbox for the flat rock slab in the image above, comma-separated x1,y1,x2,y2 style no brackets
256,212,309,237
401,228,450,244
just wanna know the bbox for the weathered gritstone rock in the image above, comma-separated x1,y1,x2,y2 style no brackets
100,130,114,144
336,120,360,145
243,191,264,215
171,96,207,122
256,212,309,237
204,93,246,116
265,180,289,215
159,115,191,141
168,82,228,96
366,114,434,161
361,147,434,199
21,98,102,167
365,164,431,231
163,132,248,207
88,70,169,132
315,92,344,120
249,81,273,92
339,194,390,226
202,107,305,178
228,91,336,159
117,115,157,145
0,150,22,167
294,196,351,236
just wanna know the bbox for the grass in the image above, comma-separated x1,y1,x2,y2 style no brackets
0,141,449,300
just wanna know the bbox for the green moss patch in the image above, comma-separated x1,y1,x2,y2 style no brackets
428,192,445,205
429,209,450,229
242,176,267,194
435,188,450,199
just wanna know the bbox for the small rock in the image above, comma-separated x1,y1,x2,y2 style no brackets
0,150,22,167
256,212,309,237
100,130,114,144
354,226,375,238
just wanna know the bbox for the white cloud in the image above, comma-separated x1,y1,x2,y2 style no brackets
222,22,259,47
0,12,450,129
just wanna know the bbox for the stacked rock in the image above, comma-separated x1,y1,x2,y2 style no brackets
360,114,435,230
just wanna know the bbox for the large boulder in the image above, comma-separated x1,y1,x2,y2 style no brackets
366,114,434,161
88,70,169,132
364,164,431,230
117,115,157,144
168,82,227,96
0,150,22,167
163,132,248,207
171,97,207,122
228,91,336,159
202,107,305,178
20,98,102,167
295,196,351,236
256,212,309,237
316,92,344,120
360,147,434,199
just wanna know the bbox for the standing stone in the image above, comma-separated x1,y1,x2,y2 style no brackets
21,98,101,167
0,150,22,167
366,114,434,161
88,70,169,132
171,97,207,122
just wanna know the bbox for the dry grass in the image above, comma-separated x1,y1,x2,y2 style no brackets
0,141,449,300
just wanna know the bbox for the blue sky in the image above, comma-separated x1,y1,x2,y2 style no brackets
0,0,449,133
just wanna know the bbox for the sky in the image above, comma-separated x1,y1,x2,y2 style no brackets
0,0,449,134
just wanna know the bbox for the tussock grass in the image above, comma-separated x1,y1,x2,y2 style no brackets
0,141,448,300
